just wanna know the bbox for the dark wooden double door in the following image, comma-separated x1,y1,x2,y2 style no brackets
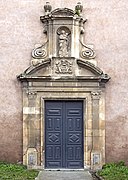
45,100,84,169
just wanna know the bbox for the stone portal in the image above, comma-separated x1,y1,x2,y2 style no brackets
17,2,110,170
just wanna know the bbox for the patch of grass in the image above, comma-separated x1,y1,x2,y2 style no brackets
0,162,39,180
98,161,128,180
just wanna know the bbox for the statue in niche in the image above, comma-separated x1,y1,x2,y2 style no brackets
58,30,69,57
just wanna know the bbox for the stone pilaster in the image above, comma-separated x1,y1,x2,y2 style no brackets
25,91,38,167
91,91,102,170
27,91,37,148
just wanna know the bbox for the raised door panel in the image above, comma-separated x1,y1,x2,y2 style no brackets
45,101,63,168
65,101,83,168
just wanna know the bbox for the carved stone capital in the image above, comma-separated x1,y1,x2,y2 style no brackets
27,91,37,99
91,91,101,99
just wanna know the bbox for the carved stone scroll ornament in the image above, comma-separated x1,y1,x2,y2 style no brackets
55,59,72,74
80,40,96,59
32,41,48,59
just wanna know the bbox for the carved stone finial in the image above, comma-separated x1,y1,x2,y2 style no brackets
44,2,52,15
75,2,83,16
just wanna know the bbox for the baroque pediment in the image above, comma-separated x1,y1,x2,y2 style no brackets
17,58,110,83
17,2,110,85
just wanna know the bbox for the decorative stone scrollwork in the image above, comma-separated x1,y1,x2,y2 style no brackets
55,59,72,74
32,41,48,59
80,40,95,59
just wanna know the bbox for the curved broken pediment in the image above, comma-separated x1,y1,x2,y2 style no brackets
17,1,110,85
17,59,51,80
17,2,110,84
77,60,103,75
17,58,110,84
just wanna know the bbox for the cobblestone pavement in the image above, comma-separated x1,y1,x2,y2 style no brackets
35,170,94,180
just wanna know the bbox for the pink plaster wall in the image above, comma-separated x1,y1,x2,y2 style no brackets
0,0,128,164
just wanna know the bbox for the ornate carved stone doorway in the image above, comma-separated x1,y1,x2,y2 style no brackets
17,2,110,170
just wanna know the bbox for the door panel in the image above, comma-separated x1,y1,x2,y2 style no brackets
65,101,83,168
45,101,63,168
45,101,83,169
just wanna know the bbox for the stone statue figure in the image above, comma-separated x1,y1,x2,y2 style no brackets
58,30,69,57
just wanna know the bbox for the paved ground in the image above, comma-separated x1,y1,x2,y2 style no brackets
35,170,93,180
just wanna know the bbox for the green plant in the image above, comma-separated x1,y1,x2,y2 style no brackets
98,161,128,180
0,162,38,180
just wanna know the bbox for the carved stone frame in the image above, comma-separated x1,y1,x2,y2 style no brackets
21,79,106,170
18,4,110,170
